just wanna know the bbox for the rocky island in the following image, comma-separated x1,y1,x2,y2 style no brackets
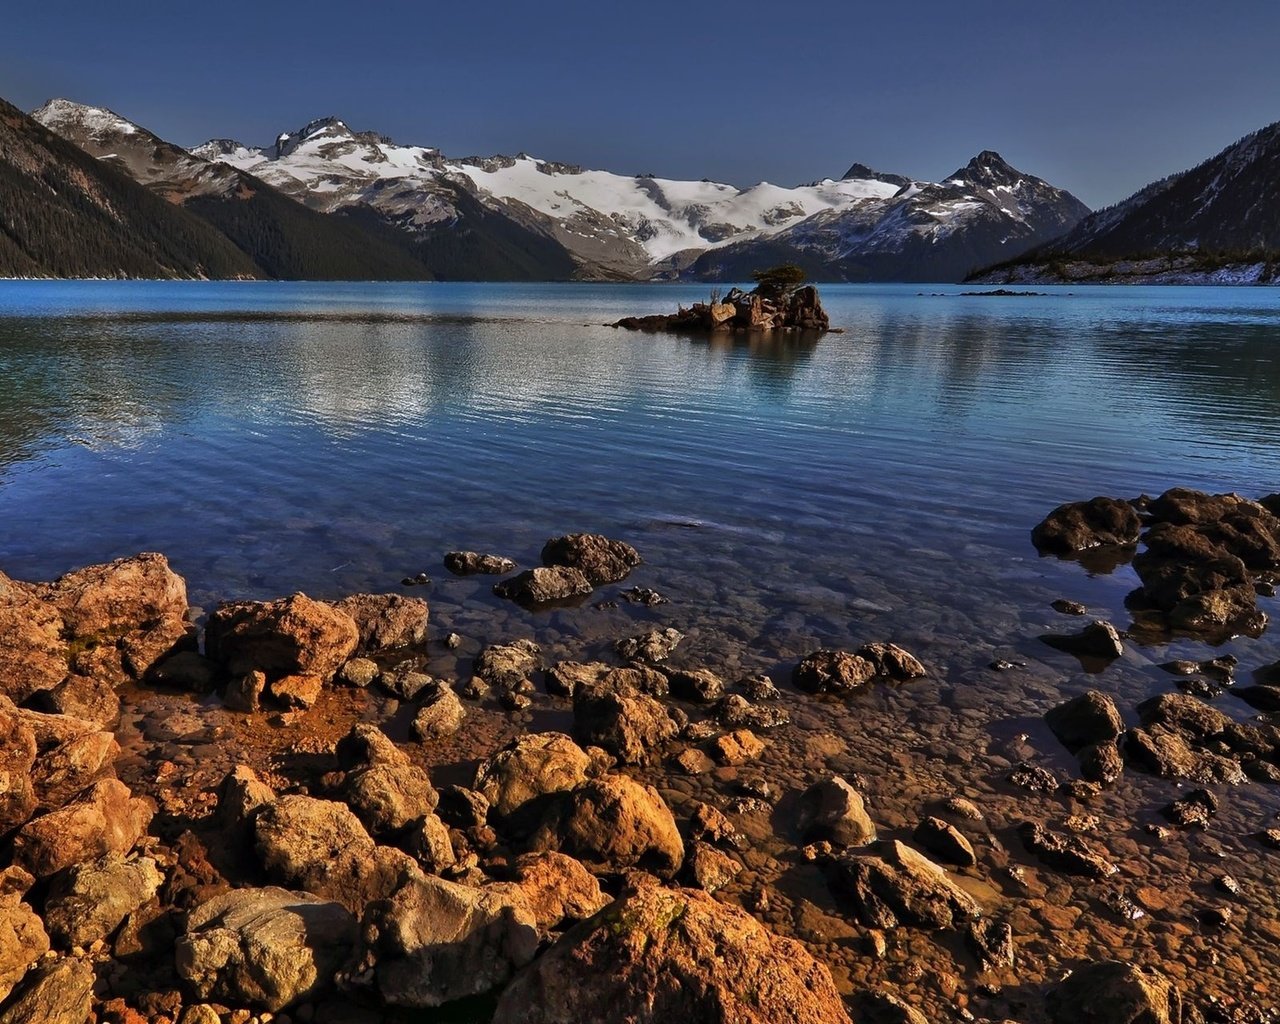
2,494,1276,1022
611,265,832,334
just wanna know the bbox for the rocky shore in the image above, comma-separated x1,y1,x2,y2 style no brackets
0,502,1277,1023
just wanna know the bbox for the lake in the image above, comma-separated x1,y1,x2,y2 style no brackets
3,280,1280,1009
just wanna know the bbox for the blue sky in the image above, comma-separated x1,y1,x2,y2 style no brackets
5,0,1279,209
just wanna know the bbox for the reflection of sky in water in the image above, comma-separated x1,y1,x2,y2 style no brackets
0,281,1279,672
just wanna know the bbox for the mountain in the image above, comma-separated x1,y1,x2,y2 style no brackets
685,152,1091,283
0,97,259,279
32,100,436,281
201,117,1086,282
970,121,1280,284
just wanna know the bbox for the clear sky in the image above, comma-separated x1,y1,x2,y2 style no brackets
4,0,1279,210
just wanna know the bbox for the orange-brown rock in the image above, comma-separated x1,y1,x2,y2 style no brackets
206,593,359,682
331,593,428,652
491,883,853,1024
13,779,153,879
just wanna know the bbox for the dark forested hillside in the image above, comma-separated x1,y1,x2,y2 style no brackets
0,99,260,279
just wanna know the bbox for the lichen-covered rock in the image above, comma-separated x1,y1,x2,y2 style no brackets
205,593,359,682
331,593,428,652
254,795,414,913
825,840,980,929
13,779,152,879
362,871,539,1007
529,775,684,879
1045,690,1125,750
1047,960,1183,1024
43,853,164,948
491,884,853,1024
474,732,593,818
540,533,641,585
411,684,465,741
1032,497,1142,553
796,776,876,847
0,957,94,1024
573,686,679,765
494,567,593,607
175,887,358,1012
474,639,542,692
792,650,876,694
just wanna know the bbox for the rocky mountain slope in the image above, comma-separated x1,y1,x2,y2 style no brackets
973,120,1280,282
0,98,258,279
32,100,435,281
196,117,1089,282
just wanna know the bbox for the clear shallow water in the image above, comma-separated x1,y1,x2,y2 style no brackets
6,281,1280,1010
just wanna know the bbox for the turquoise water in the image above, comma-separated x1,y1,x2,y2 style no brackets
0,280,1278,681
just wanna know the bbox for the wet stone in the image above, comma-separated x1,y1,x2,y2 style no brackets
1162,788,1218,829
1019,821,1117,879
615,628,684,664
1007,762,1061,793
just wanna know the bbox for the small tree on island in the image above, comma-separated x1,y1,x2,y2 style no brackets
751,263,807,299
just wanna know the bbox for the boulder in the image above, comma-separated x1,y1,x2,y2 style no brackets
615,628,684,664
411,684,465,741
502,852,609,930
573,686,678,765
17,707,118,812
796,776,876,847
529,775,684,878
217,766,276,834
362,871,539,1007
336,657,378,688
1136,692,1231,739
0,700,37,834
685,842,742,892
1045,691,1125,750
331,593,428,652
473,639,542,692
205,593,359,682
825,840,980,929
1047,960,1183,1024
407,814,455,874
0,957,94,1024
378,664,435,701
715,694,789,731
0,895,49,1003
254,795,414,913
668,668,726,703
1124,728,1246,785
343,762,439,839
491,883,853,1024
711,729,765,766
267,672,324,710
540,534,641,585
13,779,152,879
443,551,517,576
42,551,187,642
474,733,593,818
494,567,593,606
28,673,120,729
792,650,876,694
1079,742,1125,785
120,617,198,680
913,817,976,868
0,570,69,702
43,853,164,948
175,887,358,1013
1032,497,1142,553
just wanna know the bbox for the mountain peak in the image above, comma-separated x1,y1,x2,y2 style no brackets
275,116,357,158
949,150,1022,186
842,162,912,188
32,98,143,141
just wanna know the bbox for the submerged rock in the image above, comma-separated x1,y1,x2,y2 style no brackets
491,883,853,1024
792,650,875,694
1045,690,1125,750
615,627,684,664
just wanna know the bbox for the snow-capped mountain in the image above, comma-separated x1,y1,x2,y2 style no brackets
687,152,1091,282
197,116,1085,281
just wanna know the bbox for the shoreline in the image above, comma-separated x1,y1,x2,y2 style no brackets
2,501,1278,1023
